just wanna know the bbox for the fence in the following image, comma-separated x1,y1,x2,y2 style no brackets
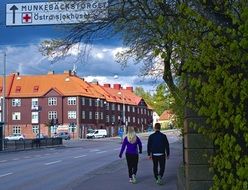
3,138,63,151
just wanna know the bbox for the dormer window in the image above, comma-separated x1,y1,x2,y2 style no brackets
33,86,39,92
15,86,21,93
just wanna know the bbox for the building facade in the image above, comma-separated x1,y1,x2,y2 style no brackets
0,71,153,139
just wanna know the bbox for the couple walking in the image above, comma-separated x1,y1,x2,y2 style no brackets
119,123,170,185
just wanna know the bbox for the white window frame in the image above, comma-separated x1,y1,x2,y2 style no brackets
48,111,57,120
82,111,85,119
12,99,21,107
89,98,92,106
82,97,85,105
31,98,38,109
31,112,39,124
32,125,39,134
89,111,92,119
68,97,76,105
68,111,77,119
48,97,57,106
13,126,21,135
12,112,21,120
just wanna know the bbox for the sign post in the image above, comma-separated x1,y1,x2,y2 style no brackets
6,1,108,26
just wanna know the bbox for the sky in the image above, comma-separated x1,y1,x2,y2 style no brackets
0,0,162,92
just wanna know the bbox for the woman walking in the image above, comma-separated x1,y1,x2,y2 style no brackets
119,126,142,183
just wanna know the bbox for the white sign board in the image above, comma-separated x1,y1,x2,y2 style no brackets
6,1,108,26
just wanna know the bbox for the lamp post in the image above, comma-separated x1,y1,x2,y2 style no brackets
1,52,6,151
118,92,126,135
96,98,100,127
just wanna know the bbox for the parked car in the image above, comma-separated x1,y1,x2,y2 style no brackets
54,132,70,140
86,129,107,139
5,134,25,141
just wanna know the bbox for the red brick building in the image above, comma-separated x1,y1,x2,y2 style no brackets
0,71,153,139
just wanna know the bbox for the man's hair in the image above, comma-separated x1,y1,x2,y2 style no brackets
154,123,161,130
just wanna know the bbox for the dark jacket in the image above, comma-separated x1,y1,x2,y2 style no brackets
147,131,170,156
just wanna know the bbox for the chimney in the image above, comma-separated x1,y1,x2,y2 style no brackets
104,84,111,88
126,86,133,92
48,71,54,75
64,70,72,75
113,84,121,90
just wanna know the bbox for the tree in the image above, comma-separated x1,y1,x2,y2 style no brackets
40,1,248,188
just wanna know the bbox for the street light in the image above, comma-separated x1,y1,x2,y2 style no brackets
96,98,100,127
1,52,6,151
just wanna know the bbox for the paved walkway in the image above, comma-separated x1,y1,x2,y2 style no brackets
68,140,183,190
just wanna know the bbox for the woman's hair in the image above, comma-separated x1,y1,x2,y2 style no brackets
127,126,137,144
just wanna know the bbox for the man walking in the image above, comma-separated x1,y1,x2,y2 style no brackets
147,123,170,185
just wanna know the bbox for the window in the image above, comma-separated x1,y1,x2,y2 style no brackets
133,117,135,123
13,126,21,135
89,111,92,119
82,111,85,119
132,107,135,112
127,106,130,112
69,124,76,133
128,116,131,123
15,86,21,93
51,125,57,133
68,111,76,119
89,98,92,106
106,115,110,122
117,104,120,111
111,104,115,111
33,86,39,92
48,97,57,106
95,99,100,107
82,97,85,105
32,125,39,134
106,102,109,110
111,115,116,123
12,112,21,120
31,112,39,123
68,97,76,105
31,98,38,109
95,111,99,119
101,112,103,120
48,111,57,120
12,99,21,107
141,108,143,114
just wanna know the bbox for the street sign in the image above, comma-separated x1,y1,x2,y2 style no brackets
6,1,108,26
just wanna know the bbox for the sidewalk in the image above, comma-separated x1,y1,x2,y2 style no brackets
68,140,183,190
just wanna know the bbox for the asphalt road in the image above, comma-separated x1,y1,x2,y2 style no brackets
0,130,181,190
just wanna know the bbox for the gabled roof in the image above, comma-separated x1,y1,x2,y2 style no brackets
159,110,174,121
2,72,99,98
101,84,138,105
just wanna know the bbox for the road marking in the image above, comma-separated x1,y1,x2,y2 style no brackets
0,173,13,178
0,160,7,163
73,155,87,159
90,149,100,152
44,160,62,165
24,156,31,159
96,151,107,154
12,158,19,161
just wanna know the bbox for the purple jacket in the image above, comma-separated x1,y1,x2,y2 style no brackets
119,136,142,157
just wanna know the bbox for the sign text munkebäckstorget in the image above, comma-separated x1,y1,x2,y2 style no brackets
6,1,108,26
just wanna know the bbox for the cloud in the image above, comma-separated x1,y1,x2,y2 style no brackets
0,43,159,92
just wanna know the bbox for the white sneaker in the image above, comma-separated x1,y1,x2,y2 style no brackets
129,178,133,183
132,174,137,184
